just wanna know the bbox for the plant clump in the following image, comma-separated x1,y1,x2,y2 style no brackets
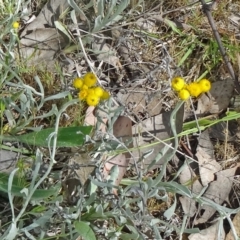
73,72,110,106
171,77,211,100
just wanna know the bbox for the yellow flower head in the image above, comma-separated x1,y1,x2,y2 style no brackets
73,78,84,89
186,82,202,97
178,89,190,100
12,21,20,29
198,79,211,93
86,94,100,106
101,90,110,100
78,89,88,100
171,77,185,91
82,84,88,90
87,88,94,95
93,86,104,97
83,72,97,87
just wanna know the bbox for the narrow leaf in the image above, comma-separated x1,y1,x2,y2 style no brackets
2,126,92,147
164,195,177,220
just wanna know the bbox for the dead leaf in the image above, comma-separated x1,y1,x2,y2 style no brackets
84,106,107,132
92,35,121,69
68,152,96,186
20,0,69,35
188,222,225,240
103,116,132,187
179,196,197,218
84,106,96,126
19,0,69,69
20,28,68,68
196,130,221,186
225,211,240,240
179,162,203,217
62,150,96,204
209,120,238,142
196,79,234,114
0,150,17,173
194,165,239,225
131,104,184,170
117,88,163,117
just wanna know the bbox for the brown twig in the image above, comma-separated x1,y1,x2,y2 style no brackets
199,0,240,94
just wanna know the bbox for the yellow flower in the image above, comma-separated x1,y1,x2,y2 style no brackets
86,94,100,106
178,89,190,100
12,21,20,29
198,79,211,93
186,82,202,97
73,78,84,89
82,84,88,90
101,90,110,100
78,89,88,100
171,77,185,91
83,72,97,87
93,86,104,97
87,88,95,95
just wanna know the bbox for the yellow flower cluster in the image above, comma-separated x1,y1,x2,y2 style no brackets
73,72,110,106
171,77,211,100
